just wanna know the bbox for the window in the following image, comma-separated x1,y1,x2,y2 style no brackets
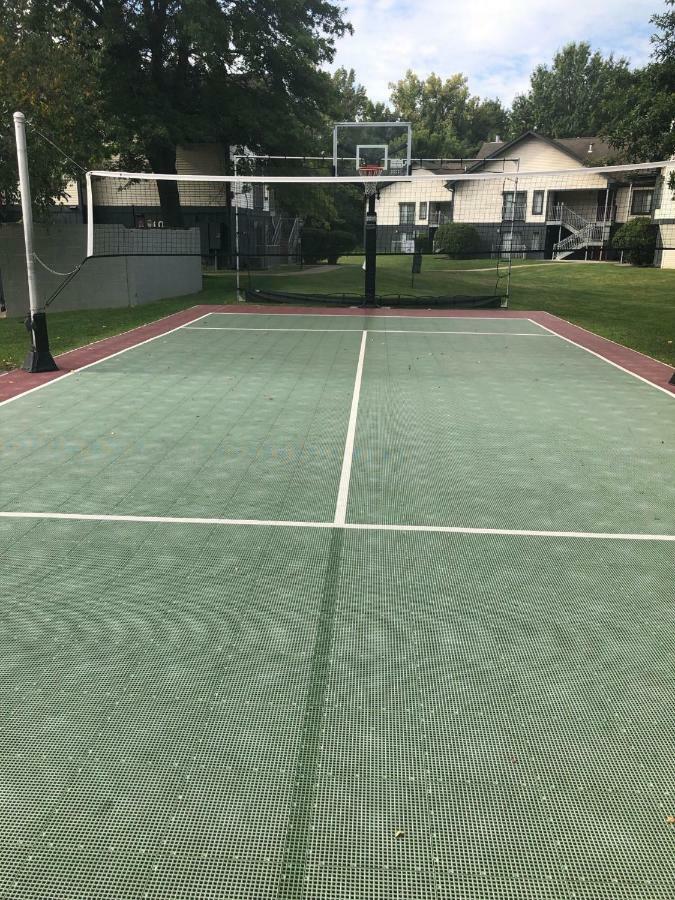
252,183,265,210
430,202,453,225
532,191,545,215
530,230,542,252
399,203,415,225
419,202,428,221
502,191,526,222
631,190,653,215
500,230,525,258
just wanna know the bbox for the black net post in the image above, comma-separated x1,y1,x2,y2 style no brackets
363,192,377,307
24,311,58,373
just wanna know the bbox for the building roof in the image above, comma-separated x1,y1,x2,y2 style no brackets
476,132,617,166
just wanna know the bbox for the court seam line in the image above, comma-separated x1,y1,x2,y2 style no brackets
1,511,674,541
184,326,551,336
531,319,675,398
334,330,368,525
0,312,214,408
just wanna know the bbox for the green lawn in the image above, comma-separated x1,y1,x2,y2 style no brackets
1,258,674,370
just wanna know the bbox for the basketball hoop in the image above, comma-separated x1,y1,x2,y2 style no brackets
358,164,383,196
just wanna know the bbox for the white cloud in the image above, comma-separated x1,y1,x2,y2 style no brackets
330,0,656,104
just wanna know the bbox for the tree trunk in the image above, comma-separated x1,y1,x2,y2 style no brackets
147,142,183,227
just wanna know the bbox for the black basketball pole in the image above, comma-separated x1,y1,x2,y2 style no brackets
363,191,377,307
14,112,58,373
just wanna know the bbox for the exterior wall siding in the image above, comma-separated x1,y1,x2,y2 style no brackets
374,172,453,227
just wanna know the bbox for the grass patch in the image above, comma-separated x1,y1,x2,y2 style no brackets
507,262,675,365
1,258,674,370
0,272,237,371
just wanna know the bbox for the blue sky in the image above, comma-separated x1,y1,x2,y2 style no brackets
330,0,659,106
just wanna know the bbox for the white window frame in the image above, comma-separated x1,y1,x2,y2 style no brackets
502,191,527,222
399,202,416,226
532,191,545,216
630,189,653,216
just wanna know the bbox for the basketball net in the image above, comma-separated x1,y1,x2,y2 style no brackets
358,164,383,196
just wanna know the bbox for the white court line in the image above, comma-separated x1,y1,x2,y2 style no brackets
206,311,509,319
363,329,549,336
0,311,213,408
334,330,368,526
0,511,332,529
186,326,364,333
1,510,673,541
533,319,675,399
347,522,675,541
184,325,550,336
542,312,675,368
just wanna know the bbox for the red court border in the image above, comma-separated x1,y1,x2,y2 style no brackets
1,303,674,403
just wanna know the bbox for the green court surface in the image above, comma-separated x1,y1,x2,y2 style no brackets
1,312,674,899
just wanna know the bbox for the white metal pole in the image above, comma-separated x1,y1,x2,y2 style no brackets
86,172,94,257
13,112,41,316
13,111,57,372
504,166,519,307
234,155,242,301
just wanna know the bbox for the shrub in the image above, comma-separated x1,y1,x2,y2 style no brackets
434,223,481,258
326,229,357,264
414,233,432,253
300,227,328,264
611,217,657,266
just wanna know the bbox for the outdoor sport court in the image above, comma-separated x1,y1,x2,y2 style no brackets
1,306,674,899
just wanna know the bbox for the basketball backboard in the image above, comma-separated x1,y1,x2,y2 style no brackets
332,122,412,176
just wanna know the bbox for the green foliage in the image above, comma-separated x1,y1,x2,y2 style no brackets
0,0,351,221
301,226,357,263
0,4,106,215
329,68,386,123
388,70,509,158
300,226,328,263
652,0,675,61
434,223,481,258
611,218,658,266
604,4,675,161
326,229,357,264
510,42,632,139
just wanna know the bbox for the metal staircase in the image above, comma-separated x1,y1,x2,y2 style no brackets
264,215,302,265
552,204,607,259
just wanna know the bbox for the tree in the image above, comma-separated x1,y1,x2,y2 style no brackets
330,68,370,121
605,2,675,161
389,70,509,159
465,98,510,150
510,42,633,138
389,71,469,158
4,0,351,223
0,4,106,215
